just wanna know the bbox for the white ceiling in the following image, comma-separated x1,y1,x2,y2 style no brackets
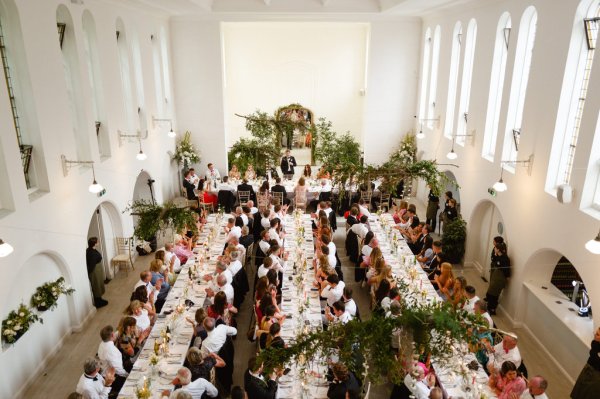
123,0,471,17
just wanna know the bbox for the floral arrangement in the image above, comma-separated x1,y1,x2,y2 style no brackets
2,303,42,345
149,353,160,366
135,376,152,399
30,277,75,312
173,131,201,167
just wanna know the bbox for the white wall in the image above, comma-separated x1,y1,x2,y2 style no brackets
0,0,179,397
416,0,600,382
222,22,369,148
171,17,421,171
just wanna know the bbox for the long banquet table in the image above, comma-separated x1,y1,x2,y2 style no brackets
371,213,497,399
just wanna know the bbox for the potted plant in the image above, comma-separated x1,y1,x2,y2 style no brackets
441,217,467,264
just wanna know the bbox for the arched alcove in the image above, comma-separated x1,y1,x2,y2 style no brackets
443,170,460,205
132,169,155,230
465,199,506,279
86,201,123,279
0,252,76,397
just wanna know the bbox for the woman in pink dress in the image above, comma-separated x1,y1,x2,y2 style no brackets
489,361,526,399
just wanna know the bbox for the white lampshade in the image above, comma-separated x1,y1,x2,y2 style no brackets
416,131,425,139
168,128,176,138
89,180,103,194
447,149,457,160
136,150,147,161
493,178,507,192
0,239,14,257
585,232,600,254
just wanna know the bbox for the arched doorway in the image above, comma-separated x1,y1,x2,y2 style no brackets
465,199,506,279
86,201,123,280
443,170,460,209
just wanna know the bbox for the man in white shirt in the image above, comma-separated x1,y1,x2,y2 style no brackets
75,358,114,399
165,243,182,273
358,198,371,217
201,317,237,354
268,218,283,246
188,168,201,188
225,217,242,241
133,271,159,305
246,200,259,215
520,375,549,399
474,300,494,329
228,250,243,276
403,366,435,399
218,176,235,192
324,300,352,325
205,163,221,181
486,334,522,373
97,326,128,378
321,274,345,308
463,285,480,314
342,287,357,318
258,230,271,255
350,215,369,239
166,367,218,399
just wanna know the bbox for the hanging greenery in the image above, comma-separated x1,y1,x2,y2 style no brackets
173,131,201,169
124,200,198,241
2,303,42,345
30,277,75,312
258,283,488,385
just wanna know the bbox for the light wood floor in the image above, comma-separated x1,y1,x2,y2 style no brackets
23,212,573,399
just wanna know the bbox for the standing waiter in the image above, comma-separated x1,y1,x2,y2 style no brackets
280,149,297,179
86,237,108,308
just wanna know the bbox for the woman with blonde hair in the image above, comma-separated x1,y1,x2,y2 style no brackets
450,276,468,308
294,176,308,210
244,164,256,180
229,164,241,180
434,262,454,300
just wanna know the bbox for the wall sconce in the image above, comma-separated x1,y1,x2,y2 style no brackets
136,136,147,161
414,116,441,140
586,229,600,254
446,131,475,160
492,155,534,193
0,238,13,257
95,121,101,136
118,130,147,160
152,116,175,138
60,155,104,193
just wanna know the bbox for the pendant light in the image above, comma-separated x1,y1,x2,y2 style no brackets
586,229,600,254
0,238,14,257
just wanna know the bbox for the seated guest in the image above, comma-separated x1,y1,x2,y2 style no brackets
521,375,549,399
226,217,242,240
327,362,360,399
208,291,238,325
476,297,495,329
186,307,208,345
98,325,128,396
244,357,279,399
381,287,401,314
76,358,114,399
229,164,241,180
163,367,218,398
429,387,443,399
266,322,285,349
130,285,156,321
271,177,289,205
463,285,480,314
247,200,259,215
433,263,454,299
240,226,254,248
350,215,369,239
149,259,170,301
449,276,467,308
486,334,522,373
321,274,345,308
117,317,148,369
404,365,436,399
324,300,352,325
205,162,221,181
134,271,157,304
184,346,225,382
256,290,284,323
294,177,308,208
244,164,257,180
127,300,153,333
416,236,435,265
346,206,359,228
218,176,235,192
302,164,312,178
165,243,183,273
206,273,234,305
258,257,277,279
183,170,198,201
489,361,526,399
342,287,357,318
201,317,237,354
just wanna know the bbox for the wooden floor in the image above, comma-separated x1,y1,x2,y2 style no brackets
23,209,573,399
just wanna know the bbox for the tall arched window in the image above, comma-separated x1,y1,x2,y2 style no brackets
116,18,135,131
501,7,537,172
546,0,600,193
131,31,146,132
444,22,462,139
427,26,441,128
418,28,432,122
82,10,109,158
455,18,477,145
159,27,171,116
482,13,512,161
57,5,90,162
151,32,164,116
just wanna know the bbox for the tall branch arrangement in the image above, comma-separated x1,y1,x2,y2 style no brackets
124,200,198,241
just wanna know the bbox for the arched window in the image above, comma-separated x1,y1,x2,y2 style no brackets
444,22,462,139
455,18,477,145
131,31,146,132
57,5,90,160
82,10,109,158
116,18,135,131
159,27,171,115
581,112,600,214
501,7,537,172
482,13,512,161
426,26,441,128
418,28,432,123
151,32,164,116
546,0,600,193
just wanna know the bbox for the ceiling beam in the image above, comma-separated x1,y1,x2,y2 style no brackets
378,0,409,12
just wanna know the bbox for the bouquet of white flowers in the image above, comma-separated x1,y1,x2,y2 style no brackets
173,131,201,168
30,277,75,312
2,303,42,345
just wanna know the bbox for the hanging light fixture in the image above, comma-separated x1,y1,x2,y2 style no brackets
416,122,425,140
152,116,176,138
61,155,104,194
136,136,147,161
491,156,534,193
168,127,176,138
492,168,507,192
447,138,457,160
586,229,600,254
0,238,13,257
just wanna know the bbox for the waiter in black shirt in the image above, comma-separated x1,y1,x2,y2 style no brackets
280,149,297,178
86,237,108,308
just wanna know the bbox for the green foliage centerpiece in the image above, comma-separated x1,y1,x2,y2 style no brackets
30,277,75,312
2,303,42,345
125,200,198,241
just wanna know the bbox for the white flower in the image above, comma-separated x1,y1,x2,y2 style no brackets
19,313,24,317
13,325,21,331
41,302,46,307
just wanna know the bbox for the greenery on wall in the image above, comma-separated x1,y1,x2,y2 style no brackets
30,277,75,312
124,200,198,241
442,217,468,264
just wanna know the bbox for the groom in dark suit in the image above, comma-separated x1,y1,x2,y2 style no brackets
280,149,297,178
244,357,279,399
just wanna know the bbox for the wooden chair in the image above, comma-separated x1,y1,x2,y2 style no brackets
378,193,391,212
257,192,270,212
238,191,251,207
111,237,134,276
294,192,307,211
271,191,284,206
360,190,372,209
